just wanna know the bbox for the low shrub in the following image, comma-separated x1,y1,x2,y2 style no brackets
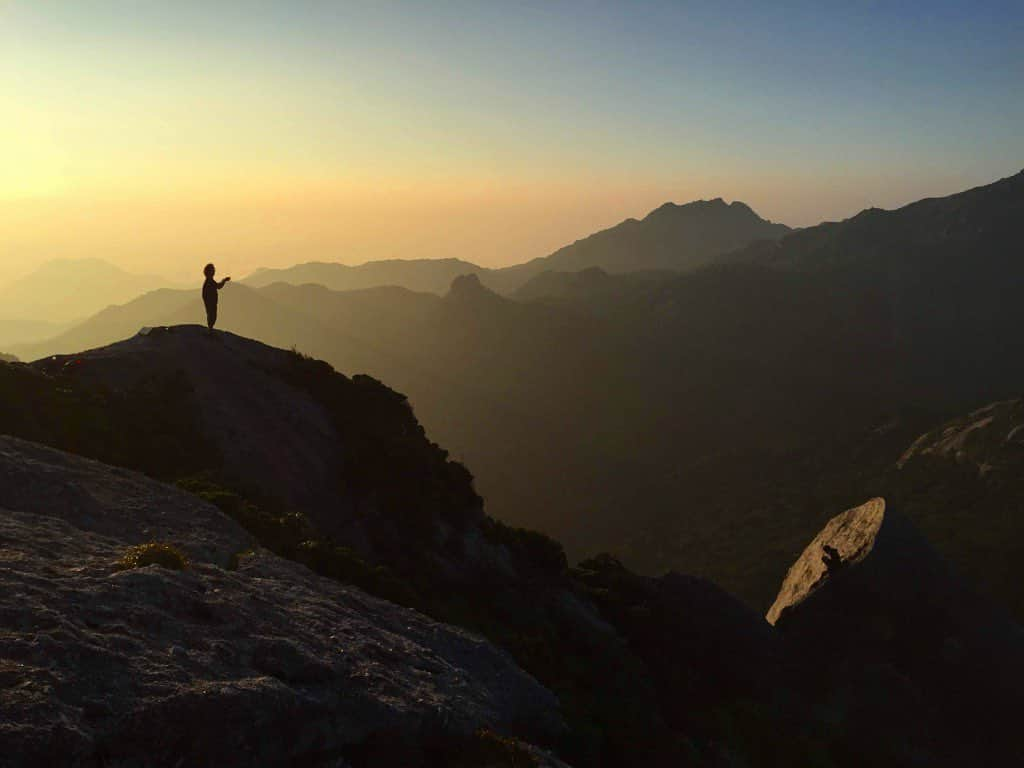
176,475,313,552
118,541,189,571
483,518,567,577
177,475,419,606
294,540,418,607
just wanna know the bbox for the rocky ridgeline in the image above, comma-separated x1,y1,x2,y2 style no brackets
897,398,1024,477
0,436,563,766
32,326,349,521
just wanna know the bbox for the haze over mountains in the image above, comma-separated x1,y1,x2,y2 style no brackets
10,171,1024,619
244,197,789,296
0,258,180,346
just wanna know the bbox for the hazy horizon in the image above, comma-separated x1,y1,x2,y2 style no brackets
2,1,1021,283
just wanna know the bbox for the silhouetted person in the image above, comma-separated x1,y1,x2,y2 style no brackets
202,263,230,331
821,544,845,575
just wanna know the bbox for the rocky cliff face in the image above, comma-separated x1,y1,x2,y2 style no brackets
0,435,563,766
31,326,354,523
30,325,487,582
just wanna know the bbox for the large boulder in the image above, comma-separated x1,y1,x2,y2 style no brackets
768,497,1024,766
0,436,562,766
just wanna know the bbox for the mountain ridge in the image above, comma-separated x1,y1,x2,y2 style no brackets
11,169,1024,622
242,197,789,296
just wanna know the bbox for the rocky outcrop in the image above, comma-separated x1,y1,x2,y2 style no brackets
578,555,782,705
769,497,1024,766
768,497,1024,662
766,498,888,625
572,555,793,755
28,326,497,583
886,398,1024,618
0,436,562,766
33,325,346,520
897,398,1024,477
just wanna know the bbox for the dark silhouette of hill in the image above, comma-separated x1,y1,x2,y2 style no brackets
0,257,179,326
725,168,1024,404
511,266,672,304
0,329,846,766
494,197,789,290
3,335,1024,765
241,198,788,297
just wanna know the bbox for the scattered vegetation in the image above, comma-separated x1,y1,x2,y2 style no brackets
176,475,416,606
0,362,218,481
275,350,482,541
482,519,567,578
118,541,189,571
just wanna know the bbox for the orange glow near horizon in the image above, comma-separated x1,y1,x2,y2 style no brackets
1,2,1018,284
0,166,989,284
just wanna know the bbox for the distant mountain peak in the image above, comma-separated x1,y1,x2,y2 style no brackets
642,196,765,222
522,196,790,276
445,273,505,308
448,272,484,292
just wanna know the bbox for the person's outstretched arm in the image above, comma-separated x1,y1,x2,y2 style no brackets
218,277,231,289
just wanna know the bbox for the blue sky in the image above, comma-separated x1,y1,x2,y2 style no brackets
1,1,1021,275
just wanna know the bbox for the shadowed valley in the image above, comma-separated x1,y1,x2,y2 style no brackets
3,327,1024,765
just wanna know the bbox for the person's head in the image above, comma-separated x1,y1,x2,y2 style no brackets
204,263,215,278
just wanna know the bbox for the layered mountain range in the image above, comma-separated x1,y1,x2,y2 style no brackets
9,171,1024,619
243,196,790,295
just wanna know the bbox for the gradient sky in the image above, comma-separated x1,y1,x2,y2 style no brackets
1,1,1022,281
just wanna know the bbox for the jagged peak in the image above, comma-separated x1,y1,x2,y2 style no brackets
445,272,503,305
643,196,766,222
